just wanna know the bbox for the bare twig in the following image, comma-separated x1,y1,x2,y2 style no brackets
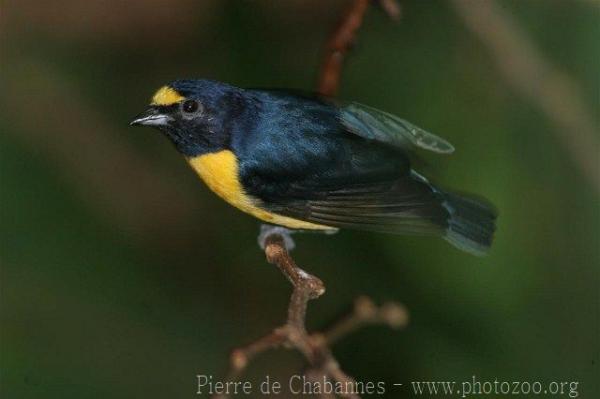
324,296,409,345
265,234,325,331
318,0,401,97
213,233,407,399
451,0,600,194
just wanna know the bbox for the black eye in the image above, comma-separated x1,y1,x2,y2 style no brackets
182,100,199,114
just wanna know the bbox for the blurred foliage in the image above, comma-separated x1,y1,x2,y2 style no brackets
1,0,598,398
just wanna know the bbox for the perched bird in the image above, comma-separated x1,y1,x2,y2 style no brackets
131,80,496,255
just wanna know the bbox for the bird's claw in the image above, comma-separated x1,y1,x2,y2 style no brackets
258,224,296,251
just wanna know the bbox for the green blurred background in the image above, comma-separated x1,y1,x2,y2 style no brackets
1,0,598,398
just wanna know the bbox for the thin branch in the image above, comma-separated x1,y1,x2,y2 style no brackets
264,233,325,331
318,0,401,97
451,0,600,194
324,296,409,345
213,233,407,399
318,0,369,97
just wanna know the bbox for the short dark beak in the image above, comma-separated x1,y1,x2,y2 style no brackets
130,106,172,127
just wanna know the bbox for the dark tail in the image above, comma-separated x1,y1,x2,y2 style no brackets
439,191,497,256
272,170,497,256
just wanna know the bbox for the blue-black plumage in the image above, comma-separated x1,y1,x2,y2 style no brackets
131,79,497,256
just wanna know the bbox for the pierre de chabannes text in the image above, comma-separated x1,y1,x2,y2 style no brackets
197,374,385,396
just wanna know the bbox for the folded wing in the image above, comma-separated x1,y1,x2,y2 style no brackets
266,173,450,237
340,102,455,154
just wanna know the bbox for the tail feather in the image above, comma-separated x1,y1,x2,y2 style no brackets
441,191,497,256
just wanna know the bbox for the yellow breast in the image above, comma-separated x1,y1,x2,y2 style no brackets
187,150,333,231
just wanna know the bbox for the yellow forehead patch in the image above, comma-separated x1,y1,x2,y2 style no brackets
151,86,185,106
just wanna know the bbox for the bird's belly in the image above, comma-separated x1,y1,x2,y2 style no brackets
187,150,333,231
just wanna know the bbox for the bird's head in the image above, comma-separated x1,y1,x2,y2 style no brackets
131,79,242,156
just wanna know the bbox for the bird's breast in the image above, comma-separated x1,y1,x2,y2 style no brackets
186,150,332,230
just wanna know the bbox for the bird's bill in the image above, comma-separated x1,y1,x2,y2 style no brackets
130,106,172,126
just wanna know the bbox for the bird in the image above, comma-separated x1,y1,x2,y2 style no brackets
131,79,497,255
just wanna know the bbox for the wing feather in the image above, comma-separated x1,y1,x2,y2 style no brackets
267,174,450,236
340,102,455,154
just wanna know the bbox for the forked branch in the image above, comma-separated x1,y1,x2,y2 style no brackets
213,233,408,399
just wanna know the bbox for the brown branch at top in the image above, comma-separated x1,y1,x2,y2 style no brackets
318,0,401,97
212,232,408,399
451,0,600,194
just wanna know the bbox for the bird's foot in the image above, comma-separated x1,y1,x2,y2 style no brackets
258,224,296,251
